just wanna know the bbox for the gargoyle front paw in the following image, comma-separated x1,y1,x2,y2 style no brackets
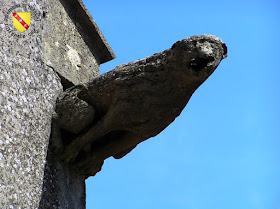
60,142,80,163
74,158,104,177
60,151,78,163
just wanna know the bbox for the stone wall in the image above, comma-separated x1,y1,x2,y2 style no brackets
0,0,110,207
44,0,100,86
0,1,62,207
0,1,226,208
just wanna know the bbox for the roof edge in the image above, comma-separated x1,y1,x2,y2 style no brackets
65,0,116,64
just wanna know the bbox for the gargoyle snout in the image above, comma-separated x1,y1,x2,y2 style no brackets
188,35,227,72
188,57,214,72
171,35,227,72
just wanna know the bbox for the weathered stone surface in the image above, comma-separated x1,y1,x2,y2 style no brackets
44,0,115,86
38,143,86,209
56,35,227,178
43,0,99,86
0,0,226,207
54,86,95,134
0,0,114,208
60,0,116,64
0,1,62,208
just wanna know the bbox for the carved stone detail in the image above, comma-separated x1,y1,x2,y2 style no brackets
54,35,227,178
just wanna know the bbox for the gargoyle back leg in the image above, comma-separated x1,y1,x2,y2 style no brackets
60,113,117,163
74,132,141,173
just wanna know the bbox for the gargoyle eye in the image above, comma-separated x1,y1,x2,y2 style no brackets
188,57,214,72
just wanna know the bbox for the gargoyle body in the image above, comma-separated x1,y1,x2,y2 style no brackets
53,35,227,178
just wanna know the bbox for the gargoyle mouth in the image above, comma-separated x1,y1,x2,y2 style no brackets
188,56,215,72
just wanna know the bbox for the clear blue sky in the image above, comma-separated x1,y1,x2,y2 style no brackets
83,0,280,208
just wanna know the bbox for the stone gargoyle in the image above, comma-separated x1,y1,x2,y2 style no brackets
52,35,227,178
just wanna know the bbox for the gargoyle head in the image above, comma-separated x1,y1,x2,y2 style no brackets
169,35,227,79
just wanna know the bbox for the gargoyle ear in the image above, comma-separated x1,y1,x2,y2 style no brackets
222,43,228,59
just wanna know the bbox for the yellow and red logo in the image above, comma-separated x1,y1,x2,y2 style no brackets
12,12,31,32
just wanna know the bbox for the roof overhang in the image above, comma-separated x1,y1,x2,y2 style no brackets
60,0,116,64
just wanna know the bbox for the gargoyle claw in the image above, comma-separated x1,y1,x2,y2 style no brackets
60,148,79,163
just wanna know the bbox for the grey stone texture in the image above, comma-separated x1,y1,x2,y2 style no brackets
44,0,115,86
56,35,227,178
0,0,226,208
0,1,62,208
0,0,114,208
